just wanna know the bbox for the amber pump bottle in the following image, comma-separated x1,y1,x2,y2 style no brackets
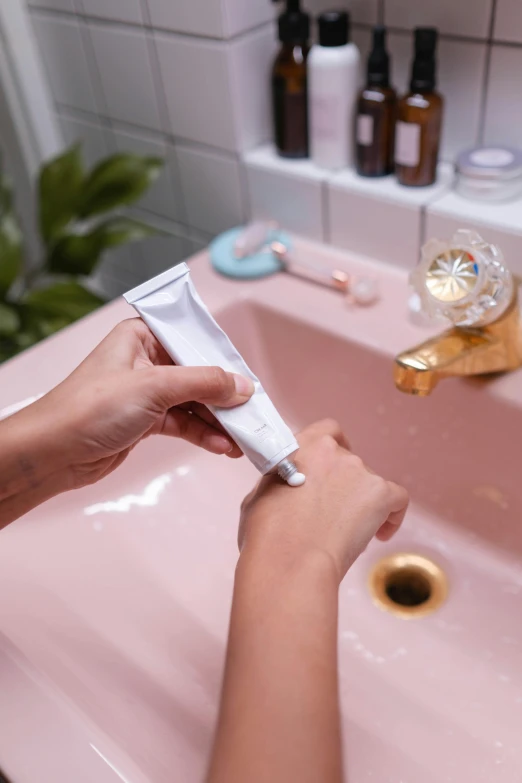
395,28,443,187
271,0,310,158
356,26,396,177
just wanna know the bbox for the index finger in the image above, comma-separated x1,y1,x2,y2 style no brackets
297,418,351,451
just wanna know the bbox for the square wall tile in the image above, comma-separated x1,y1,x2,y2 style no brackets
177,145,245,236
228,25,278,153
59,113,109,168
328,184,421,268
92,244,142,299
155,34,236,151
388,32,486,161
147,0,224,37
80,0,143,24
222,0,276,38
89,24,161,130
28,0,75,11
31,15,97,113
111,128,185,222
244,146,326,242
133,232,192,280
484,46,522,146
494,0,522,42
384,0,492,38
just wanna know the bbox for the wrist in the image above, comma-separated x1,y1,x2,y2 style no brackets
0,404,64,511
237,540,340,597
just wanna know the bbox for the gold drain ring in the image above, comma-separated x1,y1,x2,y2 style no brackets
368,553,449,619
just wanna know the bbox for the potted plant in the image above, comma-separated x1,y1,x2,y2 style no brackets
0,143,163,363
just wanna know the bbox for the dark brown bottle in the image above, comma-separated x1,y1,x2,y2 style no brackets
272,0,310,158
356,26,396,177
395,28,444,187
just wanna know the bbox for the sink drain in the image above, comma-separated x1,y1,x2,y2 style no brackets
368,553,448,619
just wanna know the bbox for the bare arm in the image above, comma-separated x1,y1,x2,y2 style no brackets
208,549,342,783
207,420,409,783
0,319,253,529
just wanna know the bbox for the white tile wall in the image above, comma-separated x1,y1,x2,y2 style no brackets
32,15,97,112
176,145,245,235
111,128,186,222
28,0,75,11
80,0,143,24
147,0,274,39
89,24,161,130
155,33,237,151
59,113,109,167
147,0,225,38
133,232,192,279
26,0,522,295
385,0,493,39
328,166,453,268
228,25,278,153
483,45,522,147
493,0,522,43
244,146,327,242
222,0,276,38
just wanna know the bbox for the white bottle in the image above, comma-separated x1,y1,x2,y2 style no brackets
309,11,360,170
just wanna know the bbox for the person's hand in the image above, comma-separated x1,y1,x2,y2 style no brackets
6,319,254,496
239,419,409,582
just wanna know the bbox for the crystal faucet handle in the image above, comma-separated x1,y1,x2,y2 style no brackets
410,229,514,327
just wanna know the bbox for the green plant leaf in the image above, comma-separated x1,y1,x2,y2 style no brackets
0,303,20,336
78,154,163,218
48,217,157,275
39,144,85,243
24,281,104,321
0,212,23,295
14,330,40,351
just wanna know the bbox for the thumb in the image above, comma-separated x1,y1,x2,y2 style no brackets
137,365,255,410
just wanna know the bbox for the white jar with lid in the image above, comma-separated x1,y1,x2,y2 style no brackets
455,146,522,202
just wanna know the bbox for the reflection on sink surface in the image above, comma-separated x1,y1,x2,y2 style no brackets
0,251,521,782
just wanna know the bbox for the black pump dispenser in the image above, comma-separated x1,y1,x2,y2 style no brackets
367,25,390,87
273,0,310,43
410,27,438,92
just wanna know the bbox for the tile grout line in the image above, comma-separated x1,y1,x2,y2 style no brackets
27,4,274,44
477,0,499,145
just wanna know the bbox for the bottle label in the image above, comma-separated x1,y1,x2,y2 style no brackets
357,114,374,146
312,95,340,141
395,121,421,167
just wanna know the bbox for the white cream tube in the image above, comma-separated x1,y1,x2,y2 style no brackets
124,263,304,486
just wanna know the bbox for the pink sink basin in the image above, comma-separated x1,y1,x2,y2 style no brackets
0,243,521,782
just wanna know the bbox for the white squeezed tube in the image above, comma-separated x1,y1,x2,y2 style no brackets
124,263,305,486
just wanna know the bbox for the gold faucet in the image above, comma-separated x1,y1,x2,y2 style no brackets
394,231,522,396
394,293,522,395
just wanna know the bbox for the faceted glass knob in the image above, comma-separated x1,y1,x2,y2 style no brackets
411,230,514,327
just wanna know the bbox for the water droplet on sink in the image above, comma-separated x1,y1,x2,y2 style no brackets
495,740,503,748
441,431,450,440
376,404,386,416
176,465,190,477
408,425,418,436
92,521,103,532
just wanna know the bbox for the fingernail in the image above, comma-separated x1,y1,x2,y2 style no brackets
206,434,234,454
233,374,254,397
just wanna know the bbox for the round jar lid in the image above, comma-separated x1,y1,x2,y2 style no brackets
457,146,522,180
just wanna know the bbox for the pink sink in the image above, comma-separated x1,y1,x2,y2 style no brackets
0,242,521,782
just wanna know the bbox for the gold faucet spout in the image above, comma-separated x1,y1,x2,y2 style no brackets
394,293,522,395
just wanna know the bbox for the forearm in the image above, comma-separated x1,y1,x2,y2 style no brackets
0,410,63,529
207,547,343,783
